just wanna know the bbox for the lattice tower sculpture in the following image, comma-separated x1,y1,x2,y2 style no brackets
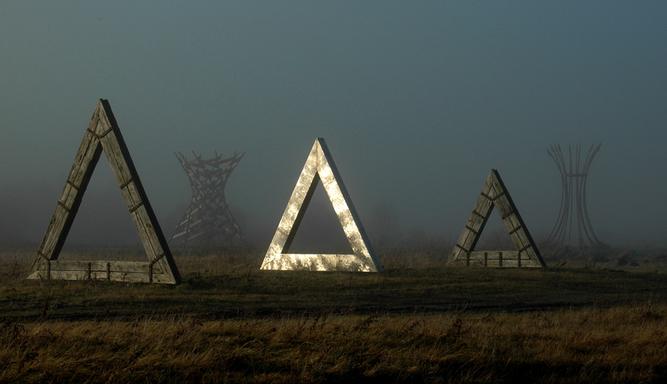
546,144,604,249
172,151,244,248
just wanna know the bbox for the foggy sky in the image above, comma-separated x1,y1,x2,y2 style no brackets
1,1,666,248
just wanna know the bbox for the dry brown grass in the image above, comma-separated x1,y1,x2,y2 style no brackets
0,304,666,383
1,248,667,382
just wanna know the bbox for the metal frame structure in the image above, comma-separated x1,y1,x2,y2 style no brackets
261,138,382,272
546,144,604,249
449,169,545,268
171,151,244,248
28,99,180,284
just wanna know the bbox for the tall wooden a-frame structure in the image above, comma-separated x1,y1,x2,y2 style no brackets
449,169,545,268
261,138,381,272
28,99,180,284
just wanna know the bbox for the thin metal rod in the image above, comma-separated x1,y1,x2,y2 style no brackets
546,143,604,249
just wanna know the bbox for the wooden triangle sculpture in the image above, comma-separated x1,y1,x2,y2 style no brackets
449,169,545,268
28,99,180,284
261,138,382,272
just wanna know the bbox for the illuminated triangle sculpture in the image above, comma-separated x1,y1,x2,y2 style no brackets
261,138,382,272
449,169,545,268
28,99,180,284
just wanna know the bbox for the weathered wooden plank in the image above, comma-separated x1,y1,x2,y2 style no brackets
37,128,103,261
27,269,176,284
452,188,495,261
100,130,134,186
39,205,70,258
469,250,519,259
67,128,101,187
132,208,163,256
119,180,144,212
44,260,151,273
453,251,543,268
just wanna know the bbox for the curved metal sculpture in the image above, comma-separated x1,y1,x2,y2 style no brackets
261,138,381,272
546,144,604,249
172,151,244,248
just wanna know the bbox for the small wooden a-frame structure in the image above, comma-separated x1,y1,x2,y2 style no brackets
449,169,545,268
261,138,381,272
28,99,180,284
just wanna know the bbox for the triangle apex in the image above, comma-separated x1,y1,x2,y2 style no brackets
490,169,503,179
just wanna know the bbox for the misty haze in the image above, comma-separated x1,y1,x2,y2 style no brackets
1,2,666,383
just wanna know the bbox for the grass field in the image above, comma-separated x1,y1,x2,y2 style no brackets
1,248,667,383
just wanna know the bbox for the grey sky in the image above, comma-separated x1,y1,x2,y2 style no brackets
1,1,666,247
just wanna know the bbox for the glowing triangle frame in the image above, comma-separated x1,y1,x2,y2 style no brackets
261,138,382,272
28,99,180,284
449,169,545,268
